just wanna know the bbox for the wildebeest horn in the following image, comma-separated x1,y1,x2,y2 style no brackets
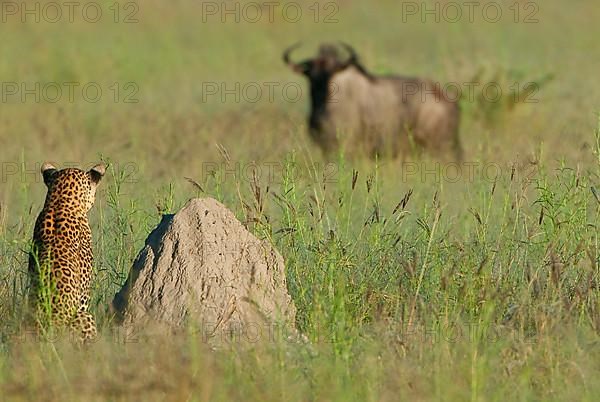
339,42,358,65
283,42,302,67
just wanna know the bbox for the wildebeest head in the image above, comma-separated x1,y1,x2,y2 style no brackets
283,42,358,81
283,42,365,137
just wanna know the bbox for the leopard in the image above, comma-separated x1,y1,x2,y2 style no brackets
28,162,105,342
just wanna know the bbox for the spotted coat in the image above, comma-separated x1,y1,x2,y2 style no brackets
29,162,105,341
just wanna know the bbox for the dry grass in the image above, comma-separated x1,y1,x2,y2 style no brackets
1,0,600,400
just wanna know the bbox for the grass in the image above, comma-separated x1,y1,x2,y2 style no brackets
1,0,600,400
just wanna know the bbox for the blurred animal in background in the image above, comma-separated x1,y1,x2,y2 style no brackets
283,43,462,160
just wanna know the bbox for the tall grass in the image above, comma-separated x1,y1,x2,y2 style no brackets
1,0,600,400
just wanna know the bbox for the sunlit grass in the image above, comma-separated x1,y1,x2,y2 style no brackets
1,0,599,400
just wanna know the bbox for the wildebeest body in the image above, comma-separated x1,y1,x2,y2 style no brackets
285,44,462,160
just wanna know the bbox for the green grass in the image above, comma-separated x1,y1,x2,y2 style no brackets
1,0,600,400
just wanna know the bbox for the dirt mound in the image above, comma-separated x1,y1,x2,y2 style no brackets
112,198,296,343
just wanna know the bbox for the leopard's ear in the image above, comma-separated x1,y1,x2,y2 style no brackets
41,162,58,187
89,163,106,184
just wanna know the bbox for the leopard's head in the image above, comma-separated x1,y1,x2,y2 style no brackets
41,162,106,213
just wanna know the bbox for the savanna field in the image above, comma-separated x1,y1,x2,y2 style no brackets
1,0,600,400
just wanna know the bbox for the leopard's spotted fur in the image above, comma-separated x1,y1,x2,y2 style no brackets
28,162,105,341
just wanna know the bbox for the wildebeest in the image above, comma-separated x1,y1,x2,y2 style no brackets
283,43,462,160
